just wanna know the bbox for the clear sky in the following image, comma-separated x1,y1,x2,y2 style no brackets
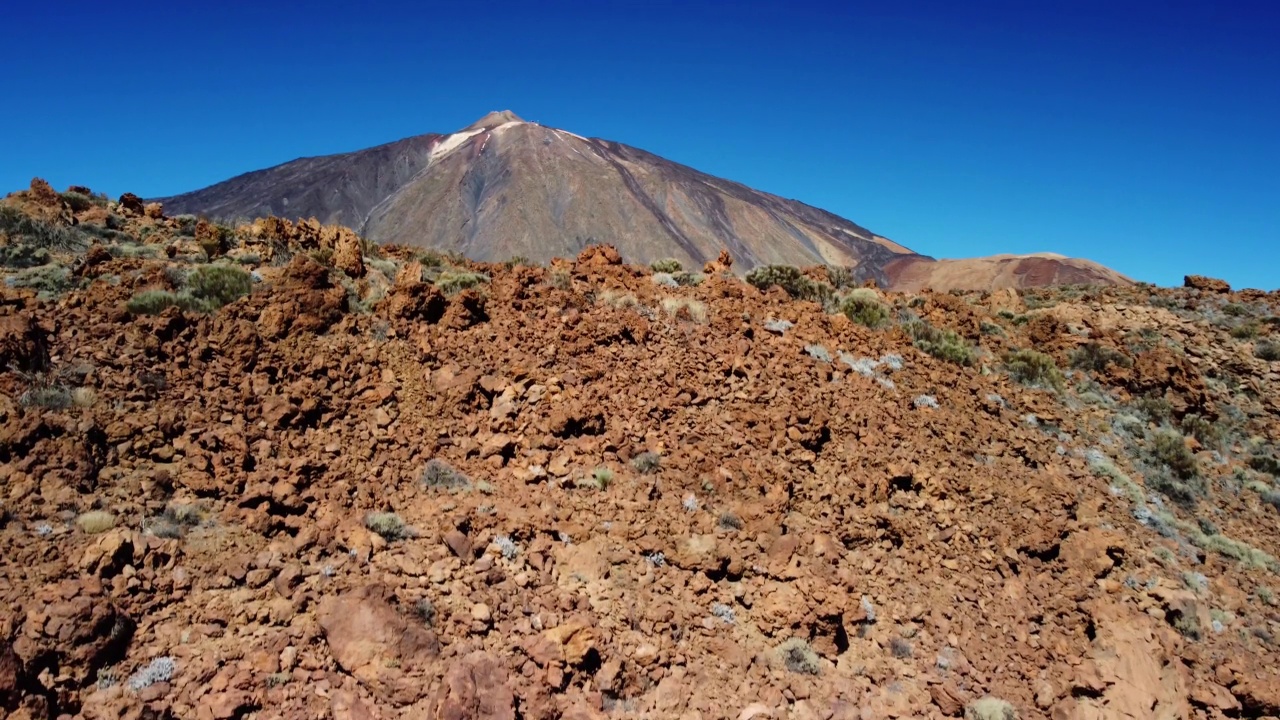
2,0,1277,289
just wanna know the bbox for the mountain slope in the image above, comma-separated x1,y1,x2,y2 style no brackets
158,133,444,230
156,111,1127,289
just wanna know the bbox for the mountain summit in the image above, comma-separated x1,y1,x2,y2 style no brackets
462,109,526,130
155,113,1127,289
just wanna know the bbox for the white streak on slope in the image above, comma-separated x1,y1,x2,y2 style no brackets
429,129,485,162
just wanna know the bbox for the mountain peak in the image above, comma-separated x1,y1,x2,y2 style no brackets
153,114,1129,291
462,110,525,131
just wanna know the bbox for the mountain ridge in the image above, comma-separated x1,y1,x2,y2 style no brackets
155,112,1129,290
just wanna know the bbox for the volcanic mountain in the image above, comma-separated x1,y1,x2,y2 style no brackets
156,111,1128,290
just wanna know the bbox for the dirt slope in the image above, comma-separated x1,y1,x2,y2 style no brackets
1,184,1278,720
885,253,1134,292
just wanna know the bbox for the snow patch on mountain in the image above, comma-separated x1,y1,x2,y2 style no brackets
429,129,485,162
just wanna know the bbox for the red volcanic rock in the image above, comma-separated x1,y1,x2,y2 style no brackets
117,192,145,216
0,217,1278,718
430,651,516,720
1184,274,1231,293
0,311,49,373
318,585,439,703
26,178,61,207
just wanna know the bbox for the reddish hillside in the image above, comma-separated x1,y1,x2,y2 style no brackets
1,183,1277,719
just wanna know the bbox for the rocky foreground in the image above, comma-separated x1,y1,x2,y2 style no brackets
1,181,1279,719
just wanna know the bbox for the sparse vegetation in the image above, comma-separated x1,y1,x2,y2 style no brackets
1248,452,1280,477
745,265,836,309
1005,349,1065,391
823,265,855,289
1179,413,1222,448
1145,430,1202,505
126,657,176,691
711,602,736,624
184,264,254,309
364,256,398,278
365,512,412,541
651,272,678,288
839,288,890,328
1182,570,1209,593
60,191,100,212
146,502,204,538
1261,488,1280,510
174,214,199,236
126,290,183,315
1088,450,1145,504
0,243,52,269
651,258,683,273
128,264,255,315
903,320,974,366
307,248,334,266
965,697,1016,720
413,249,447,268
1231,323,1261,339
763,318,793,334
547,268,572,290
75,511,116,534
7,202,1280,712
1152,430,1199,479
718,511,743,530
805,344,832,362
0,206,89,251
660,297,708,323
913,394,939,409
1255,340,1280,361
18,369,73,409
1069,343,1132,373
1172,608,1202,640
415,598,437,626
631,452,661,474
598,289,640,309
492,534,519,559
592,466,615,489
578,467,615,491
6,263,75,297
435,270,490,295
107,242,162,259
420,459,471,491
1190,529,1277,570
777,638,820,675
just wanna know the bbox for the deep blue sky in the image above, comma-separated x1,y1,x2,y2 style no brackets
3,1,1278,289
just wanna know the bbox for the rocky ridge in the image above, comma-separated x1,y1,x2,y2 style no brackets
0,181,1278,719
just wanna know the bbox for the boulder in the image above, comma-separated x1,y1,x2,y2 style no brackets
1183,275,1230,293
